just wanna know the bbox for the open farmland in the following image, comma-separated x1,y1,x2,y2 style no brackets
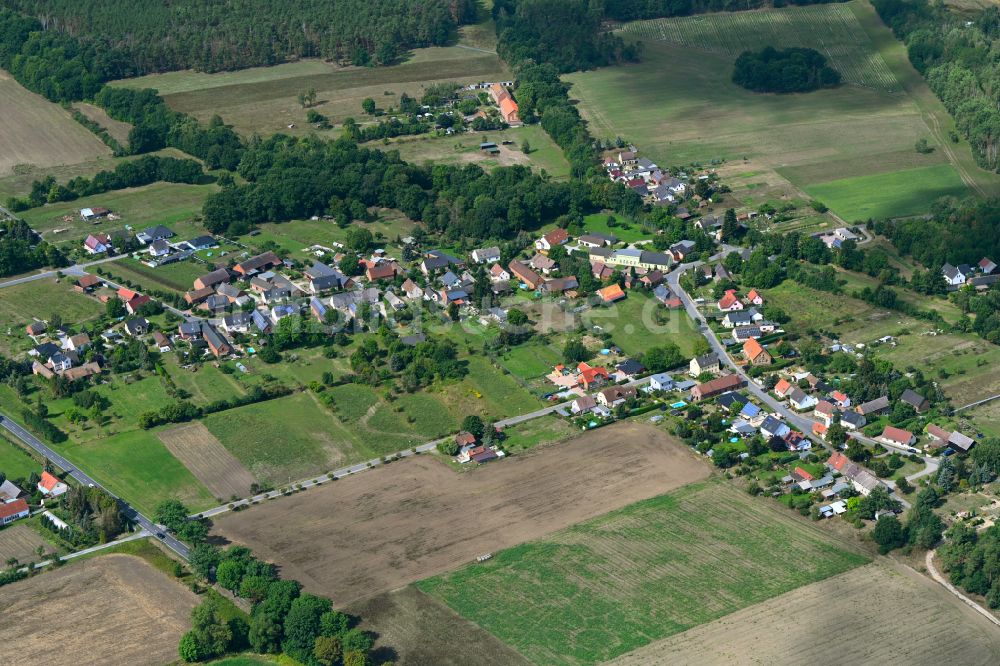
72,102,133,144
0,523,56,565
112,46,511,137
609,562,1000,666
211,422,710,605
3,554,198,666
0,70,110,177
565,1,996,221
349,586,532,666
419,479,868,665
621,3,897,90
158,422,258,501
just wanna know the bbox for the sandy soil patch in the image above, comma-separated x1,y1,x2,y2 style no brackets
212,421,709,604
159,422,258,501
3,553,198,666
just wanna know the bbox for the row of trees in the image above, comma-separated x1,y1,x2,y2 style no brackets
873,0,1000,171
0,219,66,278
6,0,475,74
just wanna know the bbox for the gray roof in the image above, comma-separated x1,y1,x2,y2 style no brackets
900,389,927,408
693,353,719,367
857,396,890,414
640,250,672,267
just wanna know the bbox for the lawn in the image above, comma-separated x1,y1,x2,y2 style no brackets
18,182,217,248
0,70,110,177
584,292,701,357
113,46,512,137
0,278,103,335
500,341,563,379
418,479,867,665
563,1,997,219
237,212,417,257
804,164,968,221
581,213,652,243
164,358,248,406
0,434,41,481
61,429,216,514
501,415,578,453
111,257,209,294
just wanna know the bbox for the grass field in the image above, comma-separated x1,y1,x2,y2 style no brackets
236,211,418,257
565,1,1000,220
111,257,208,294
158,422,258,501
61,429,216,514
804,163,968,221
0,70,110,177
500,415,578,453
18,182,217,248
0,278,103,339
4,554,199,666
0,435,40,481
419,479,868,665
610,561,1000,665
213,422,710,604
584,292,701,357
113,46,512,137
581,213,652,243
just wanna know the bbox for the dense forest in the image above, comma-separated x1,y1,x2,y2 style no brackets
603,0,845,21
0,219,66,277
873,0,1000,171
5,0,475,74
873,198,1000,268
732,47,841,93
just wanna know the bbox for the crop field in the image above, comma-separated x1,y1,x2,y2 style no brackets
564,1,995,221
381,124,571,179
211,421,710,605
0,70,110,177
804,163,968,221
0,523,56,565
158,423,258,501
113,46,512,136
621,4,897,90
3,554,199,666
61,429,216,514
72,102,133,144
18,182,216,246
610,561,1000,666
419,479,868,666
349,586,532,666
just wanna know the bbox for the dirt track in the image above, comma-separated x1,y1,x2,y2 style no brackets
212,421,709,605
2,554,198,666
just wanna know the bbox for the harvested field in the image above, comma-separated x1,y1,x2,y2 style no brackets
348,586,532,666
212,421,710,605
3,553,198,666
609,561,1000,666
0,523,55,565
419,478,867,665
158,422,258,501
0,70,110,176
73,102,133,144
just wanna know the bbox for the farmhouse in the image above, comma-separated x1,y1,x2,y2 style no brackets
38,471,68,497
509,261,543,289
598,385,637,407
899,389,930,413
0,479,24,503
0,498,29,526
201,323,232,358
879,426,916,448
490,82,520,124
194,267,232,291
856,396,890,417
234,251,282,277
691,374,744,401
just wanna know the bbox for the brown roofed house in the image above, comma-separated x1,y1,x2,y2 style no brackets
234,251,282,277
691,374,745,401
194,267,232,291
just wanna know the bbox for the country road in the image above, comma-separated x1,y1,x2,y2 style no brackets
0,412,191,561
17,531,150,573
0,254,125,289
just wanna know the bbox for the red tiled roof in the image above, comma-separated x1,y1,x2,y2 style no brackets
815,401,835,415
597,284,625,302
0,498,28,521
743,338,767,361
794,466,814,481
39,471,62,492
881,426,914,444
718,290,740,309
775,379,793,395
544,228,569,245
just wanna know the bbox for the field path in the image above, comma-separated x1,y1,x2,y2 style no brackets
925,549,1000,628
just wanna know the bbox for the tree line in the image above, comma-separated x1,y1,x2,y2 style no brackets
732,47,841,93
873,0,1000,171
0,219,66,278
603,0,845,21
6,0,475,74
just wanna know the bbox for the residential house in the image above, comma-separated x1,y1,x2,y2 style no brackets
234,251,282,277
384,291,406,312
135,225,175,244
305,263,349,293
38,471,68,497
508,261,543,290
979,257,997,275
830,391,851,409
840,411,865,430
732,326,762,342
856,396,890,417
721,311,756,328
0,479,23,503
717,392,745,412
616,358,645,378
194,267,231,291
185,286,215,305
123,318,148,337
596,283,625,303
774,378,794,398
587,248,672,272
743,338,771,365
366,262,398,282
639,270,664,288
597,385,637,407
649,373,674,391
714,264,731,282
691,374,745,401
400,278,424,299
540,276,579,296
879,426,916,448
488,264,510,283
182,235,218,251
900,389,930,413
529,253,557,275
760,416,790,439
201,293,231,312
221,312,254,334
148,239,171,257
827,451,881,496
926,423,952,444
814,401,836,426
535,228,569,252
941,263,971,286
216,283,248,305
652,284,682,308
577,362,610,390
717,289,743,312
310,297,329,322
83,233,113,255
63,333,90,352
578,233,616,248
669,240,696,261
571,395,598,415
152,331,171,352
471,246,501,264
690,353,722,376
0,498,29,526
420,250,462,275
74,275,102,292
746,289,764,306
177,322,202,339
251,310,272,334
788,387,818,411
124,294,150,315
201,323,232,357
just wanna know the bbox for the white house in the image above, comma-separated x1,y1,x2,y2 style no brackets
148,239,171,257
649,373,674,391
0,499,29,526
570,395,597,414
471,246,501,264
37,471,68,497
788,388,817,411
942,263,971,286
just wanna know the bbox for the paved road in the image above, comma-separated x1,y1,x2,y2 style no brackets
0,255,125,289
0,412,190,560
